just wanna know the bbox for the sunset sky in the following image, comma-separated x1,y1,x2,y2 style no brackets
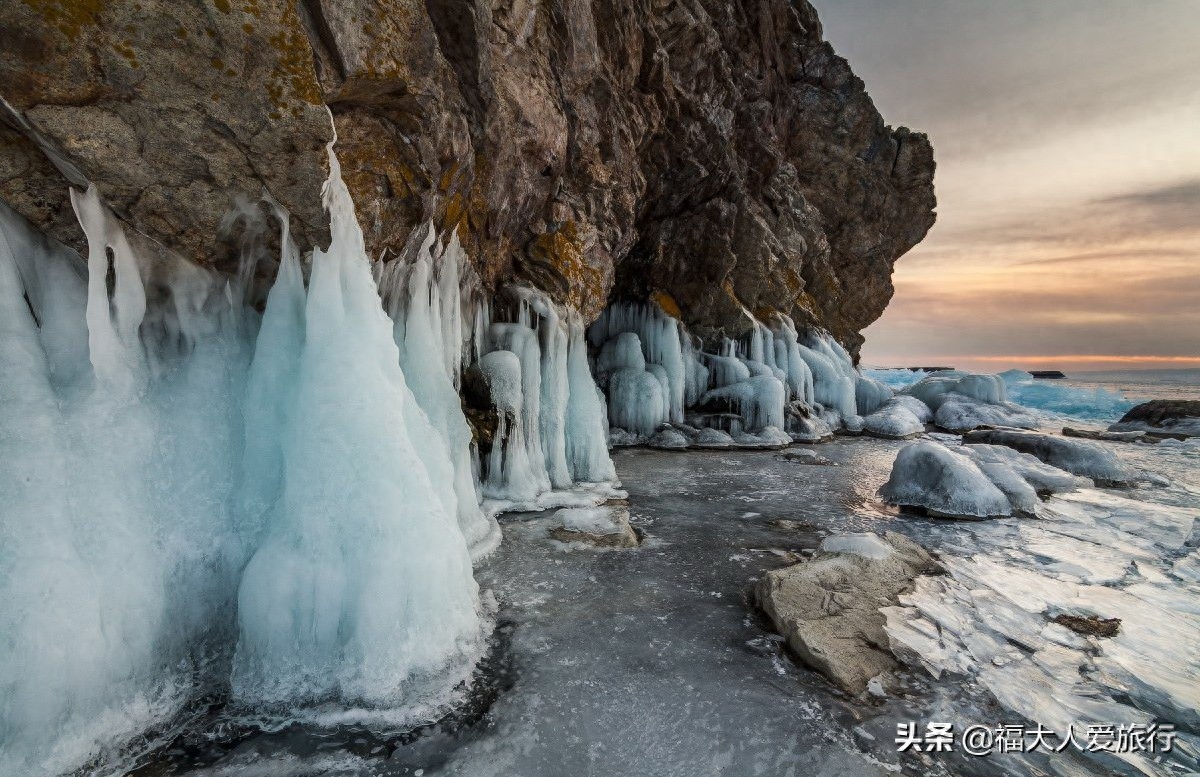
817,0,1200,372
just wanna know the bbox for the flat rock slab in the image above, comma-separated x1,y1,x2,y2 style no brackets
755,532,940,694
1063,427,1156,444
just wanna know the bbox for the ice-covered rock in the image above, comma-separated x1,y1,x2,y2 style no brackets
608,427,645,447
880,441,1013,519
1062,427,1155,444
689,427,735,449
1110,400,1200,438
882,489,1200,774
955,443,1087,496
733,426,792,449
779,449,835,466
964,429,1139,487
787,409,835,443
647,426,689,450
548,506,639,548
755,532,940,693
933,396,1043,433
862,398,927,439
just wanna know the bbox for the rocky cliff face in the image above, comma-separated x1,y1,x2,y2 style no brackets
0,0,934,355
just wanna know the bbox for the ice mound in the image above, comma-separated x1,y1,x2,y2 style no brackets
901,375,962,409
787,411,835,443
883,489,1200,775
933,396,1043,432
880,441,1013,519
895,372,1045,433
733,425,793,449
647,426,689,449
608,363,667,436
862,396,929,439
964,429,1139,487
855,374,893,415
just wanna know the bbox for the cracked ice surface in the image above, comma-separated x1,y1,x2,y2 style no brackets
884,462,1200,776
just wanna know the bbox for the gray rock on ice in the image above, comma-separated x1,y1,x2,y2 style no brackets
756,532,940,694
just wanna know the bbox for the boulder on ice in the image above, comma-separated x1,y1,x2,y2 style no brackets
755,532,940,694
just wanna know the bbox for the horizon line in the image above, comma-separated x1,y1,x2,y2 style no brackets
865,354,1200,367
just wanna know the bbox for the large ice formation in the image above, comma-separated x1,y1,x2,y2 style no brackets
473,287,619,511
881,436,1094,520
586,305,867,448
378,226,500,558
231,149,485,709
880,441,1014,518
0,144,618,775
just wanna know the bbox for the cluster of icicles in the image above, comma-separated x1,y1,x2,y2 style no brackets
0,147,618,777
586,304,890,449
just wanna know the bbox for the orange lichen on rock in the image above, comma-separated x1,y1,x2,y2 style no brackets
19,0,103,40
650,290,682,319
265,1,324,109
528,221,610,319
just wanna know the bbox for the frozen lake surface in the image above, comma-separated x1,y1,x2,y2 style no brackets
133,436,1199,777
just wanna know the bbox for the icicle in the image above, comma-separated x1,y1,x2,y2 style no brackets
478,349,540,502
564,314,615,482
71,184,147,392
